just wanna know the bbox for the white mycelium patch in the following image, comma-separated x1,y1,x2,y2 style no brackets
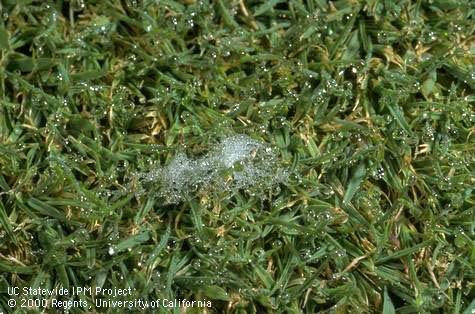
136,134,287,203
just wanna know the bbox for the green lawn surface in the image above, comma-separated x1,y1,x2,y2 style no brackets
0,0,474,313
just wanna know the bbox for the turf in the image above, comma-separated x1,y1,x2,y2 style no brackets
0,0,474,313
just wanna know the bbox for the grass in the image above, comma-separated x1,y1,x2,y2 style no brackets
0,0,474,313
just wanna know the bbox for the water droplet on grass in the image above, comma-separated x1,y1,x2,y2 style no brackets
372,167,385,180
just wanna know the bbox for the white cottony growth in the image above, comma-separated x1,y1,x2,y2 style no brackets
161,153,195,190
213,135,261,168
135,134,287,203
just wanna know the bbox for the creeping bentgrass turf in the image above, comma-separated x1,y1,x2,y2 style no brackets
0,0,474,313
